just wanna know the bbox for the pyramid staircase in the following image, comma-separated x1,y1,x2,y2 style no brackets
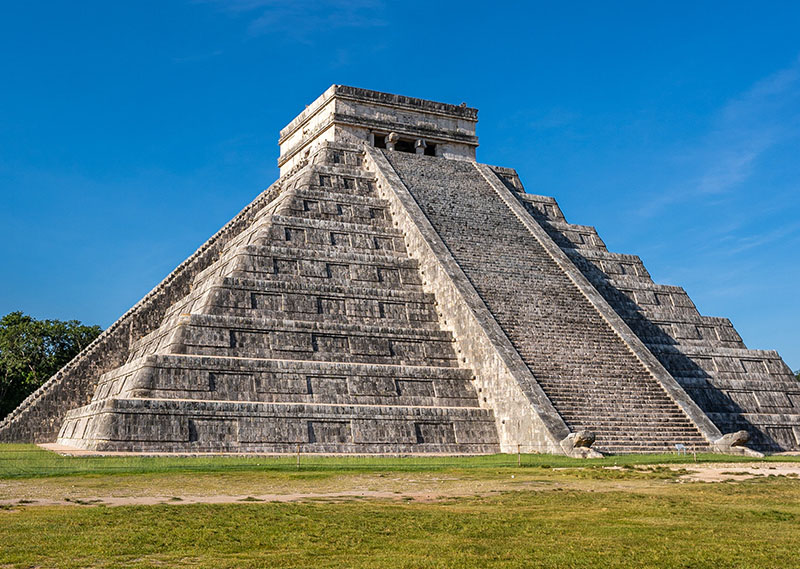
57,145,499,453
506,178,800,452
381,151,712,454
5,85,790,455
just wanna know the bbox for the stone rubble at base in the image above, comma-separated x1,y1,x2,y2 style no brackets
1,85,798,455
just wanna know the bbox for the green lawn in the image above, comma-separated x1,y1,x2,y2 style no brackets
2,478,800,568
2,443,798,478
1,445,799,568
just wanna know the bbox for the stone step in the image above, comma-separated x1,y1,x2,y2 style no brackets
57,397,500,454
132,309,453,357
557,406,694,415
177,312,454,339
591,434,708,444
131,314,460,367
271,213,404,239
303,182,379,198
568,421,704,432
197,281,440,330
254,221,409,259
100,354,475,383
538,381,672,389
561,421,699,432
592,439,707,450
292,187,387,208
595,438,708,446
193,244,425,291
641,337,744,350
596,445,709,454
565,415,700,425
237,243,419,270
595,439,707,446
542,393,682,405
544,394,681,404
198,240,421,278
286,191,391,224
203,307,440,330
551,395,689,404
594,436,707,444
650,344,784,361
165,277,435,319
549,401,686,411
559,412,697,423
163,276,440,328
218,276,436,303
279,194,394,222
560,414,694,423
571,425,703,435
538,383,673,391
539,387,676,396
92,355,481,409
677,376,800,391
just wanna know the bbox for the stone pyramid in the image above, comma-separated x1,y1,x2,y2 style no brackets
2,86,798,455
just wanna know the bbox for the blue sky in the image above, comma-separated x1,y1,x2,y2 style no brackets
1,1,798,370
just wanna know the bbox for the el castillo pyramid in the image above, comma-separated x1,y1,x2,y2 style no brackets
2,86,798,456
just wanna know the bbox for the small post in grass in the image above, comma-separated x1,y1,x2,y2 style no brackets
517,444,521,467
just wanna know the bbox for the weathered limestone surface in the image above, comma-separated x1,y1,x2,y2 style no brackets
495,170,800,452
381,152,716,454
2,85,796,454
366,147,569,454
0,178,288,444
54,144,500,453
279,86,478,175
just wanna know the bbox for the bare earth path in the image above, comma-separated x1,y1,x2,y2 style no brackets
3,461,800,569
675,461,800,482
3,462,799,508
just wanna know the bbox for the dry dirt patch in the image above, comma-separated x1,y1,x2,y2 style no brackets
0,471,550,508
673,462,800,482
2,463,799,509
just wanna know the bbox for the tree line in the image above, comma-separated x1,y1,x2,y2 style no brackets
0,312,102,420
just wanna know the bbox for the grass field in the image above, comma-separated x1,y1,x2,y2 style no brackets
1,445,800,568
2,444,798,478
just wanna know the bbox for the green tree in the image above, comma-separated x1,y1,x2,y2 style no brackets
0,312,102,419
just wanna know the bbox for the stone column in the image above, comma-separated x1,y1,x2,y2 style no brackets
385,132,399,151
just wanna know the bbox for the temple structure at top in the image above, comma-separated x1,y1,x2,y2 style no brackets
1,85,797,456
278,85,479,174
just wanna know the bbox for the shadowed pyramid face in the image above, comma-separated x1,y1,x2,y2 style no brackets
3,86,798,455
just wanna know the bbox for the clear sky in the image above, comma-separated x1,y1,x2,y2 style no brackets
1,1,798,370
